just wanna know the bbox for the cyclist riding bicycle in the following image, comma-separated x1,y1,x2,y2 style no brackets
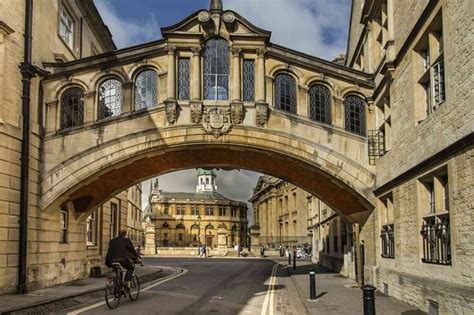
105,230,141,291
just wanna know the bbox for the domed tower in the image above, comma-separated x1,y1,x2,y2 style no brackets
196,168,218,193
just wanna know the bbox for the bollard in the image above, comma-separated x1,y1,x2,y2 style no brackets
362,285,376,315
309,269,316,300
293,252,296,270
288,252,291,265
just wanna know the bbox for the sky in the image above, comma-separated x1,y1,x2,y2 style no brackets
93,0,353,215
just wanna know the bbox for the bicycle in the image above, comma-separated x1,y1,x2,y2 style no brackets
105,261,141,309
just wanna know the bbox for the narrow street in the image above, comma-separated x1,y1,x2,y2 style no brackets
61,257,304,315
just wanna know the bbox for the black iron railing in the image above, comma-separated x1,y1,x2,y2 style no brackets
420,214,451,265
368,129,385,165
380,224,395,258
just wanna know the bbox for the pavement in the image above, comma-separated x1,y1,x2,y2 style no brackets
0,265,176,315
0,256,427,314
271,257,427,315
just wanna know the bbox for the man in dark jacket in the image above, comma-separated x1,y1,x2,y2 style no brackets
105,230,140,287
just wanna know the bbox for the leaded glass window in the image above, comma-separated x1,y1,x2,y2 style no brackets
309,84,331,124
275,73,296,114
178,58,190,100
204,38,230,100
344,95,366,136
135,70,157,110
98,79,122,120
243,59,255,102
60,87,84,129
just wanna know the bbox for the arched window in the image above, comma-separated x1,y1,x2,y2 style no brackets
309,84,331,124
203,38,230,100
344,95,366,136
60,87,84,129
98,79,122,120
275,73,296,114
135,69,157,110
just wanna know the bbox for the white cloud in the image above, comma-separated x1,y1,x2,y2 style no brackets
95,0,161,48
226,0,351,60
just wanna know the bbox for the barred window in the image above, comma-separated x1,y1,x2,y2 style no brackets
420,171,451,265
98,79,122,120
86,210,97,246
433,59,445,105
178,58,190,100
243,60,255,101
275,74,296,114
135,70,157,110
309,84,331,124
60,87,84,129
344,95,366,136
381,224,395,258
206,206,213,216
59,207,68,243
219,207,226,216
192,205,199,216
204,38,230,100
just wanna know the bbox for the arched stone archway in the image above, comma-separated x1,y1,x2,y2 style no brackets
41,123,375,224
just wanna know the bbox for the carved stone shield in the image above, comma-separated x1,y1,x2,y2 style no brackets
202,107,232,138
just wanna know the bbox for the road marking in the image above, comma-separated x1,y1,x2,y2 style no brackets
67,268,187,315
261,264,278,315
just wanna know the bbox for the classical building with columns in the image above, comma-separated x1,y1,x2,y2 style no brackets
248,176,311,250
143,169,248,253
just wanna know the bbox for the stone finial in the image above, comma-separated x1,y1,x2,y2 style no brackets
210,0,223,12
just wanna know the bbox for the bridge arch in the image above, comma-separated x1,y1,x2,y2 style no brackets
41,123,375,224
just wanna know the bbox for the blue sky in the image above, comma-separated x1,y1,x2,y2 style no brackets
94,0,353,213
95,0,352,60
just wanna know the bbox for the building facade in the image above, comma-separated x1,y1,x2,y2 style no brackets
346,0,473,313
126,184,144,246
249,176,311,250
144,169,248,252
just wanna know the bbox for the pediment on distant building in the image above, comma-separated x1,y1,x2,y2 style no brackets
161,9,271,42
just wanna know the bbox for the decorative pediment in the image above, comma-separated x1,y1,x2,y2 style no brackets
161,7,271,41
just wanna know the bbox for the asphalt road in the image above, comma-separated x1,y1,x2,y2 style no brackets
63,257,284,315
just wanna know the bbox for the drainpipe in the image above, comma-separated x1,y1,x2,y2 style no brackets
17,0,35,294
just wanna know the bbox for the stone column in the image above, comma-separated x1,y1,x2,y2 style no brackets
333,96,345,129
122,82,133,113
84,91,95,123
231,47,241,101
144,224,157,255
191,46,202,100
256,48,266,102
166,45,176,99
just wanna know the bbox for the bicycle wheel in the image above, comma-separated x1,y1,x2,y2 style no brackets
105,277,122,309
128,274,140,301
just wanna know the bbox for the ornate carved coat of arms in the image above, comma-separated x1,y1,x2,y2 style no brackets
202,107,232,138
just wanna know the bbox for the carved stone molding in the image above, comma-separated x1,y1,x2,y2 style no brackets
230,102,244,125
167,45,176,55
256,102,269,127
202,107,232,138
223,11,236,24
231,47,242,56
198,10,211,23
164,98,178,124
191,46,202,56
256,48,267,58
190,101,203,124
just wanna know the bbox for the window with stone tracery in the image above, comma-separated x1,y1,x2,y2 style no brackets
135,69,157,110
275,73,296,114
178,58,190,100
344,95,366,136
309,84,331,124
98,79,122,120
203,38,229,100
243,60,255,101
60,87,84,129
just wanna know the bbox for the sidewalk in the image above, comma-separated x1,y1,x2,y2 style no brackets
273,258,426,315
0,266,175,314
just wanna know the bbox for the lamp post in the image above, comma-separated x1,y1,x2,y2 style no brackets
278,217,283,257
197,214,202,255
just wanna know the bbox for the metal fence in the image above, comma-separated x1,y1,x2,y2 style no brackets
254,236,312,249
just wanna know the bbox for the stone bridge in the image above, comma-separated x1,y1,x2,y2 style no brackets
40,5,375,223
